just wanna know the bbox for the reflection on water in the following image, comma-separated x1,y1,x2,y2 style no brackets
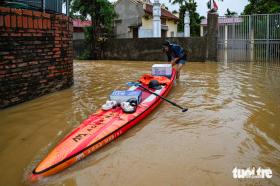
0,61,279,186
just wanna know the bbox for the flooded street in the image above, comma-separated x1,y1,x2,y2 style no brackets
0,60,280,186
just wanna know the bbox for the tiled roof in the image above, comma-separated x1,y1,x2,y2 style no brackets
73,19,92,27
129,0,144,4
144,4,179,21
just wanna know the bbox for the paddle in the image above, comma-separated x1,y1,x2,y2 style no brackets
127,82,188,112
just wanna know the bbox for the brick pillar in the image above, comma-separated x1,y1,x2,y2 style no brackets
0,7,73,108
206,12,218,61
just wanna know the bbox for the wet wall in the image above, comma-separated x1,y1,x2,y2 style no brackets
103,37,207,62
0,7,73,108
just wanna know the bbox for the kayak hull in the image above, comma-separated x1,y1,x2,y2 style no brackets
31,69,176,181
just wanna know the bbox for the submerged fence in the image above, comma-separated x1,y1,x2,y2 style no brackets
218,14,280,63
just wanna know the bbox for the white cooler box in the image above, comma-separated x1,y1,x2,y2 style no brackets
109,90,142,104
152,64,172,77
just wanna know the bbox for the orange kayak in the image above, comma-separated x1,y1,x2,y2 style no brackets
30,68,176,181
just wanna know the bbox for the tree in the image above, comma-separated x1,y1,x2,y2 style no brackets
161,3,168,10
71,0,116,59
243,0,280,14
172,10,178,14
171,0,204,36
225,8,237,17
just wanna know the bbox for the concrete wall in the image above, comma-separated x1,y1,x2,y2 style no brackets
102,37,207,62
73,12,218,62
207,13,218,61
114,0,144,38
0,7,73,108
73,39,86,58
73,32,85,40
138,27,153,38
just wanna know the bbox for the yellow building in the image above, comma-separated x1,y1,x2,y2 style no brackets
114,0,179,38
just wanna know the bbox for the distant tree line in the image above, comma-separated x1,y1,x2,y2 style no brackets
243,0,280,15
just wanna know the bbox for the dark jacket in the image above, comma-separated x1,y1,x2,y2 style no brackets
166,44,187,62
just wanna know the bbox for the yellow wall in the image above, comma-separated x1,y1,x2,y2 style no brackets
141,17,178,37
141,17,153,29
166,19,177,37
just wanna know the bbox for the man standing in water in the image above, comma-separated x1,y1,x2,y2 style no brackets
162,41,187,79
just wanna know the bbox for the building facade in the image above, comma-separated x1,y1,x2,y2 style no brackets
114,0,179,38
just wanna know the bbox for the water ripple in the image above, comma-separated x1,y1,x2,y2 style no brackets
1,61,280,185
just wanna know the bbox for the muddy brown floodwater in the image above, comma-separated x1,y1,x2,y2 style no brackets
0,60,280,186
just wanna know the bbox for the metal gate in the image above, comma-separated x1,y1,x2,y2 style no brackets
218,14,280,63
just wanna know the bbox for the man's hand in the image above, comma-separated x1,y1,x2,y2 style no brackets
171,57,180,66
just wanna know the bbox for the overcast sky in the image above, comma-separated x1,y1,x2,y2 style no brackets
162,0,249,16
110,0,249,17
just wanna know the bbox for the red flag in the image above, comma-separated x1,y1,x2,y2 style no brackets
213,0,218,10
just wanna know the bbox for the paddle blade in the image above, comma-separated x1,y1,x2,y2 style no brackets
182,108,188,112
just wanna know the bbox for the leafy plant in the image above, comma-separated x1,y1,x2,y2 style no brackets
71,0,117,59
225,8,237,17
170,0,204,36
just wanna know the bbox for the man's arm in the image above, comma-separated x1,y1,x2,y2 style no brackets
169,45,183,66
